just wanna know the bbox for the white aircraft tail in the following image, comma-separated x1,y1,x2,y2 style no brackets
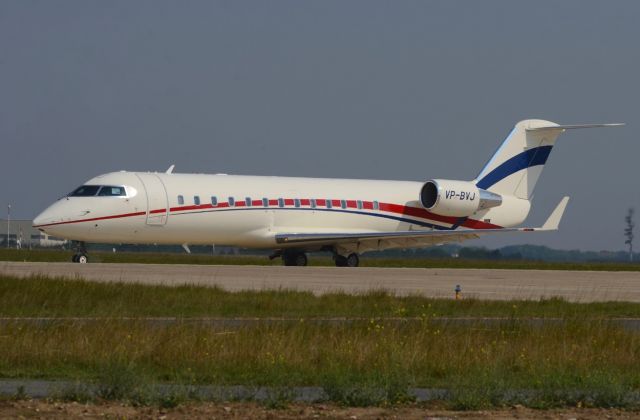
474,120,623,200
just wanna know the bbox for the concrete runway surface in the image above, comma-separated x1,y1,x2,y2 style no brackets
2,261,640,302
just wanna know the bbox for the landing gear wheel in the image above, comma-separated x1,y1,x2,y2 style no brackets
73,253,88,263
346,253,359,267
71,241,89,263
294,253,307,267
334,255,347,267
283,251,307,266
335,253,359,267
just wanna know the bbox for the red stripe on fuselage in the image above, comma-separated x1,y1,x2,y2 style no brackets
34,199,502,230
33,211,147,228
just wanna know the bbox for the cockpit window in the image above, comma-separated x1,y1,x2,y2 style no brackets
69,185,126,197
69,185,101,196
97,186,126,196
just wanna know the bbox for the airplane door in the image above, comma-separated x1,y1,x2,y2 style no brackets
135,173,169,225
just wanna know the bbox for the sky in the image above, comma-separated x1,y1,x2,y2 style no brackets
0,1,638,251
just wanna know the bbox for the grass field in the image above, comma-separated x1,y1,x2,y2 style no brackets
1,275,640,409
3,248,640,271
3,275,640,318
3,319,639,409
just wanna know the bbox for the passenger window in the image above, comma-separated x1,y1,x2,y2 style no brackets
194,196,201,205
278,198,285,208
294,198,301,208
373,201,379,210
326,199,332,209
357,200,363,209
310,199,317,208
245,197,252,207
211,196,218,206
262,198,269,207
69,185,100,197
228,197,235,207
178,195,184,205
341,200,347,209
97,186,126,196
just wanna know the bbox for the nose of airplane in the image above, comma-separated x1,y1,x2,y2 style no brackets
33,208,57,229
32,212,49,228
32,213,44,227
32,199,68,229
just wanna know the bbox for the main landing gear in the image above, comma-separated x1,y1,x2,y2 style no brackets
334,253,359,268
274,249,360,267
282,250,308,266
71,241,89,264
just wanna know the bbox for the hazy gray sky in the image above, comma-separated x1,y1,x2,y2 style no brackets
1,1,637,251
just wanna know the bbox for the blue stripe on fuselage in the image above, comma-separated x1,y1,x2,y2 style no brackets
475,145,553,190
170,207,454,230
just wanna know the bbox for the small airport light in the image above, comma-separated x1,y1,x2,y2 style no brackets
455,284,462,300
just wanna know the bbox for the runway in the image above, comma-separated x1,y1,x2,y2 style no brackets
2,261,640,302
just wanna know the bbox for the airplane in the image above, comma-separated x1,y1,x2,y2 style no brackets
33,119,623,266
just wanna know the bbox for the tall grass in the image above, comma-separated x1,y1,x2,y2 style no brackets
1,319,639,408
2,275,640,318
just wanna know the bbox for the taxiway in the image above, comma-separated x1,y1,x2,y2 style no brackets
2,261,640,302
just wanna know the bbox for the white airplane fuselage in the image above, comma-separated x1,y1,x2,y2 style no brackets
33,171,526,248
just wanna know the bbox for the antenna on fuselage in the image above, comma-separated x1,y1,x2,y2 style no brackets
166,164,175,174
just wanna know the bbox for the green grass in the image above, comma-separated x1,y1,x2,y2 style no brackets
3,248,640,270
2,275,640,318
2,275,640,408
0,248,283,266
1,319,639,408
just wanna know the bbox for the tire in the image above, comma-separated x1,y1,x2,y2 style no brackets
283,251,307,266
334,255,347,267
294,253,308,267
77,254,88,264
346,253,359,267
72,254,79,263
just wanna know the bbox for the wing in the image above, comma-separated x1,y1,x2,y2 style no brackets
275,197,569,253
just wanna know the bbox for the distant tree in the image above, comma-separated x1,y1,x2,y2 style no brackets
624,208,635,262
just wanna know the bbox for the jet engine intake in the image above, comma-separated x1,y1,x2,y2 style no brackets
419,179,502,217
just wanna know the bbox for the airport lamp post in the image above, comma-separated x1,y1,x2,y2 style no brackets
6,204,10,249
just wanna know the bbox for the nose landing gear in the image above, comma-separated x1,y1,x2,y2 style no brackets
72,254,88,264
71,241,89,264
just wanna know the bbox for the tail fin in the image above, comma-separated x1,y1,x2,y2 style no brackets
474,120,623,200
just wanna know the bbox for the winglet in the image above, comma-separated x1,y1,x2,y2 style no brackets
540,196,570,231
166,164,175,174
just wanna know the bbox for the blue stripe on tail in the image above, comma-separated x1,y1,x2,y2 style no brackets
475,145,553,190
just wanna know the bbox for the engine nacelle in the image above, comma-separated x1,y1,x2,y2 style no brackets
419,179,502,217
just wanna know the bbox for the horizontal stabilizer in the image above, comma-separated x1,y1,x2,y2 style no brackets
527,123,624,132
